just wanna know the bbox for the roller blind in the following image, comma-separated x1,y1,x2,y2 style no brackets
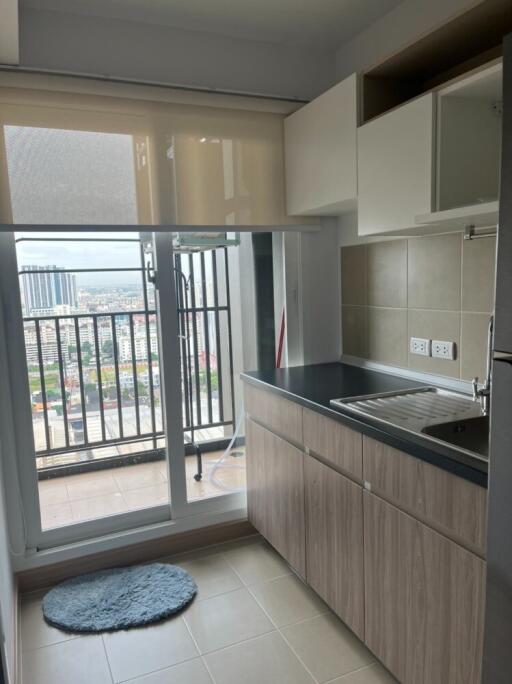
0,82,300,227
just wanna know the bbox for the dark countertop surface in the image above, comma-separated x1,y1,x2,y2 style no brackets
241,362,488,488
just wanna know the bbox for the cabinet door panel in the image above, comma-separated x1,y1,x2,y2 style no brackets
305,455,364,638
245,417,268,538
285,74,357,216
357,93,434,235
245,418,306,577
364,492,485,684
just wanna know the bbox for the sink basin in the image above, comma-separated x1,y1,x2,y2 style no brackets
330,386,486,459
421,415,489,458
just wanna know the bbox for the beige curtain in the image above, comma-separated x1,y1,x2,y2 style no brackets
0,81,301,227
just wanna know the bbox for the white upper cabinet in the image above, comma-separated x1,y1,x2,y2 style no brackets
284,74,358,216
357,61,502,237
417,61,502,231
357,93,435,236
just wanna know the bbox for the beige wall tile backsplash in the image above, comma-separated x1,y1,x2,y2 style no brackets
341,233,496,382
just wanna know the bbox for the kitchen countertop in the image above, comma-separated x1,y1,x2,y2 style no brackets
241,362,488,488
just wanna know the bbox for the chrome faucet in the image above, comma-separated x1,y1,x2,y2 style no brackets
472,315,494,415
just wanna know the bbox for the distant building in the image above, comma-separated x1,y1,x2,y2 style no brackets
21,265,77,315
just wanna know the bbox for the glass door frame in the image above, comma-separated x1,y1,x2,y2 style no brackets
0,94,246,550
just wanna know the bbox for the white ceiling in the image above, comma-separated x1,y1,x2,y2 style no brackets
20,0,405,50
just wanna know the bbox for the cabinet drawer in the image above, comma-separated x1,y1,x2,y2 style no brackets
244,383,302,445
363,436,487,555
303,408,362,479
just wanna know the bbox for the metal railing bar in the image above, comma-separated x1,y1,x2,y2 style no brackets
74,317,89,445
35,415,235,457
24,307,226,323
140,241,157,449
16,237,141,243
188,253,202,426
19,267,144,275
92,316,107,443
129,314,141,436
36,430,166,456
200,252,213,425
212,252,224,423
54,318,70,449
177,305,229,313
182,419,233,431
175,260,191,429
34,319,52,452
24,309,156,322
224,248,236,425
110,314,124,440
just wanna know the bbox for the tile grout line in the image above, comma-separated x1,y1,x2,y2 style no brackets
239,580,321,684
100,633,116,684
223,543,377,683
212,546,321,682
323,662,380,683
180,614,218,684
245,582,331,629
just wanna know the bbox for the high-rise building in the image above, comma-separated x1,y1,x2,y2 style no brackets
21,265,77,315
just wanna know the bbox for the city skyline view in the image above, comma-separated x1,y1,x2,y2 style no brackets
15,238,232,478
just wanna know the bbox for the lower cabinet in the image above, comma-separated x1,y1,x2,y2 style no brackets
364,491,486,684
305,454,364,639
244,395,487,684
245,418,306,578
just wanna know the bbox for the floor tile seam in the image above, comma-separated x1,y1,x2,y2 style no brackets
180,610,218,684
241,582,321,684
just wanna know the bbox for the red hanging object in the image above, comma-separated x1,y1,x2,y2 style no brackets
276,308,285,368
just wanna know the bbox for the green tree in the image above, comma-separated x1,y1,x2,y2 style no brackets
68,344,76,357
102,340,114,358
82,341,92,355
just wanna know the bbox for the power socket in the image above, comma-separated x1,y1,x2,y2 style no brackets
431,340,456,360
410,337,431,356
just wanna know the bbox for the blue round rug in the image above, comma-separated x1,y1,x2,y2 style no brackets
42,563,197,633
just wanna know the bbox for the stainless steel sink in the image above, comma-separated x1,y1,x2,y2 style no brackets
330,386,488,459
421,415,489,458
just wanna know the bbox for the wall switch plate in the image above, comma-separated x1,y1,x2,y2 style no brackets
431,340,456,360
410,337,431,356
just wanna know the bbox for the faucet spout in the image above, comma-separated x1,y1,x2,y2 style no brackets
473,315,493,414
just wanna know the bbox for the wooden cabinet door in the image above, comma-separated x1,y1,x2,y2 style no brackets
364,491,485,684
245,418,306,577
305,454,364,639
284,74,358,216
357,93,435,236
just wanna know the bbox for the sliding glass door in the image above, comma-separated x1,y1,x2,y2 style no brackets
0,101,247,550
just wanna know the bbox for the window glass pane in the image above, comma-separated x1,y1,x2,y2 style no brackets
4,126,139,224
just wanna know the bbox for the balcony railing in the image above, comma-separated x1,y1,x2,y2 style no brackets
21,247,235,474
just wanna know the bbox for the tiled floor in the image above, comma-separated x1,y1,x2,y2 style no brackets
20,536,397,684
38,449,246,529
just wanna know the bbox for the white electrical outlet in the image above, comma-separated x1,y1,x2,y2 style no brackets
410,337,431,356
431,340,456,360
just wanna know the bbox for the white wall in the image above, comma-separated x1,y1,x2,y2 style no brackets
0,443,16,684
335,0,482,80
19,7,336,101
274,221,341,367
300,220,341,364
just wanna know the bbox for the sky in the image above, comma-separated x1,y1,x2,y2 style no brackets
15,232,145,287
